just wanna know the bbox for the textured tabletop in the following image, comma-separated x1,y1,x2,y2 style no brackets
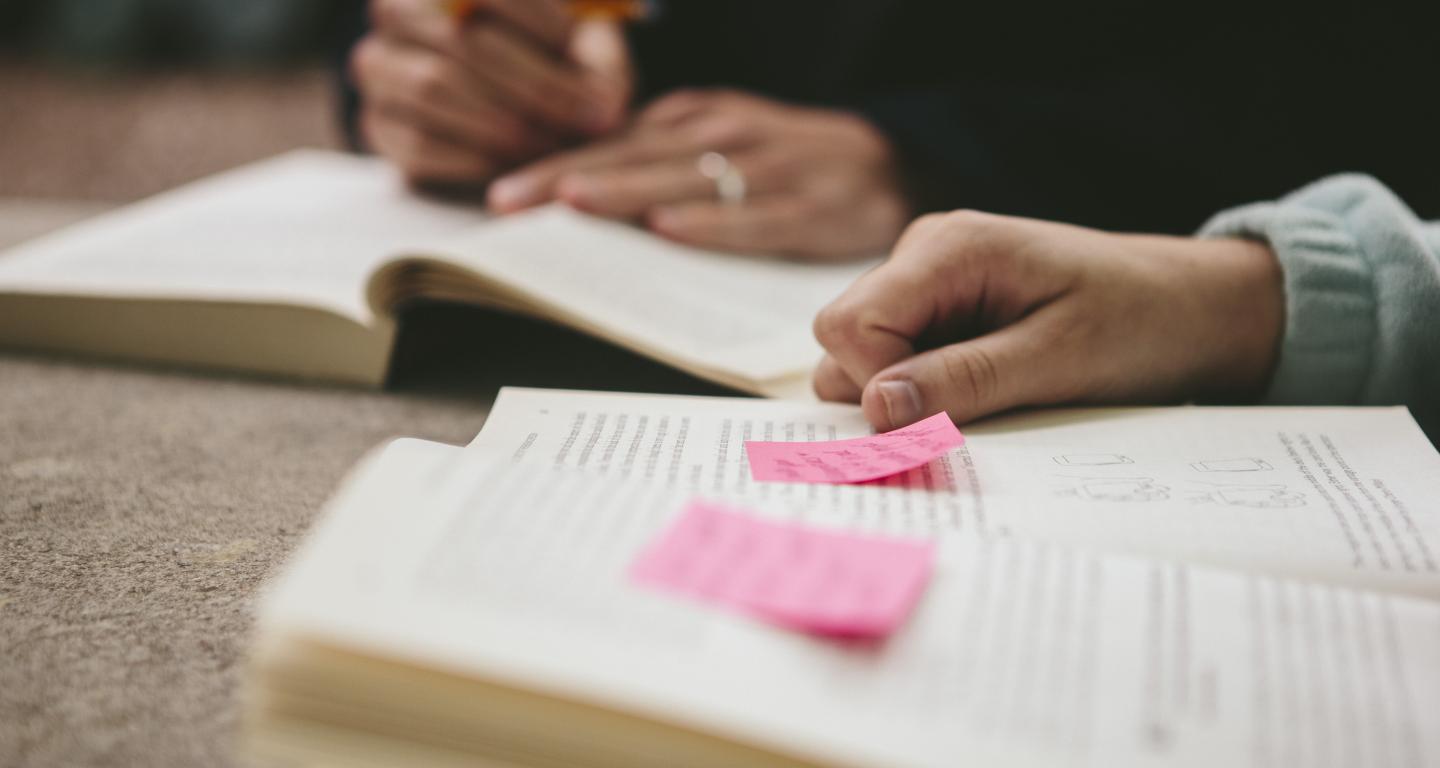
0,198,731,766
0,355,489,767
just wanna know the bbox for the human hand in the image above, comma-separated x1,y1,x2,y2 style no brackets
487,90,913,260
352,0,632,184
812,211,1286,429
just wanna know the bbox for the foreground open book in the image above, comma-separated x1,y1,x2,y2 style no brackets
0,151,875,396
247,389,1440,768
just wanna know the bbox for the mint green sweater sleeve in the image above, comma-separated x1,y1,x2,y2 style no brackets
1198,175,1440,440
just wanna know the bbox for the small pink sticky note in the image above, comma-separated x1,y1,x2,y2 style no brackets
629,501,935,638
745,412,964,484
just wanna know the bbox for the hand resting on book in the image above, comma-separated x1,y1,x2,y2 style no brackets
813,210,1285,430
488,90,913,261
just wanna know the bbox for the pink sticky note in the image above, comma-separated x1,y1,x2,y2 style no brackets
745,412,964,484
629,501,935,638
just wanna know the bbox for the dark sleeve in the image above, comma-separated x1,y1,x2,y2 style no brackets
856,92,1023,220
854,75,1260,233
847,1,1440,232
822,0,1244,230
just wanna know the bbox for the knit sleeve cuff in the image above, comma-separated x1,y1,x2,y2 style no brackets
1197,177,1381,405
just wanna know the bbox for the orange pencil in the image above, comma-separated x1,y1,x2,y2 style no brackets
566,0,653,21
442,0,653,23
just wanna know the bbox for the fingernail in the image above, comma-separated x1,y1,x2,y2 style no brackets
877,379,923,429
488,175,534,211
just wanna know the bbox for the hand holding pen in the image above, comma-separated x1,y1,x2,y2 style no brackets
352,0,642,185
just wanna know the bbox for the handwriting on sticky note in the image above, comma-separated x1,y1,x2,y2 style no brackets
629,501,935,638
744,412,964,484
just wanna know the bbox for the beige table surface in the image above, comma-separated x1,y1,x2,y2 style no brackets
0,200,729,767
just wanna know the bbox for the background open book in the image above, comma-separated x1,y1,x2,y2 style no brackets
0,151,876,396
248,389,1440,768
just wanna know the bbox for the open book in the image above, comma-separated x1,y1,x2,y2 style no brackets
247,389,1440,768
0,151,875,396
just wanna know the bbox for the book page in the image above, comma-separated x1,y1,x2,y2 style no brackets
466,388,1440,597
0,150,487,323
262,441,1440,768
407,206,880,384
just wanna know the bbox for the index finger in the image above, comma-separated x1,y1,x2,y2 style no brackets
811,213,978,390
488,128,721,212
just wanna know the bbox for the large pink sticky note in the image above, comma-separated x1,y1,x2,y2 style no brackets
745,412,964,484
629,501,935,638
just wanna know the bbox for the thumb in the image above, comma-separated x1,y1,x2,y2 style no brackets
859,321,1056,430
569,20,632,131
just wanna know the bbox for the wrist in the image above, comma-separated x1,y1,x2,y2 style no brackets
1191,238,1286,400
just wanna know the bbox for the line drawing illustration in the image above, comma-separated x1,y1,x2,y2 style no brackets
1055,476,1170,502
1053,475,1307,508
1189,457,1273,473
1052,453,1134,467
1187,483,1305,509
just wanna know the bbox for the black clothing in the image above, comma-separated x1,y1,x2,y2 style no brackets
341,1,1440,233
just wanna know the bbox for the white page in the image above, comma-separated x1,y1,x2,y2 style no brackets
0,151,876,386
0,150,488,322
466,388,1440,597
263,440,1440,768
409,206,879,383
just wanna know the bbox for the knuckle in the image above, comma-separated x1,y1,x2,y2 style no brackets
940,208,994,232
940,347,1001,414
898,209,1005,269
893,212,950,255
906,212,950,238
812,301,863,351
940,209,1008,254
692,115,754,148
